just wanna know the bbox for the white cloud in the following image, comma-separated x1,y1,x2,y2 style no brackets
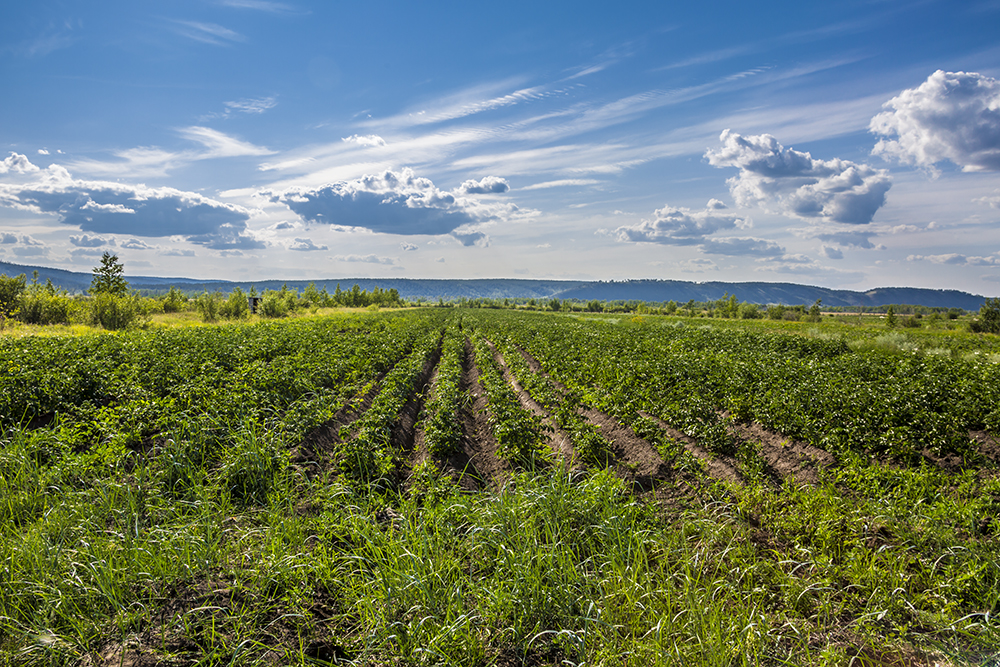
266,167,521,239
400,242,418,251
613,199,782,258
161,248,196,257
37,149,49,156
870,70,1000,173
907,253,999,266
976,192,1000,209
70,234,114,247
170,20,245,46
334,253,395,265
120,238,155,250
706,130,892,225
520,179,601,191
435,257,446,263
0,153,41,174
0,233,17,244
224,96,278,115
288,237,328,251
176,126,275,158
342,134,386,147
219,0,298,11
457,176,510,195
814,230,877,248
0,163,262,249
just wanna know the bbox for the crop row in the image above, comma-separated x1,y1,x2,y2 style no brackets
466,310,1000,462
421,322,466,457
471,334,548,465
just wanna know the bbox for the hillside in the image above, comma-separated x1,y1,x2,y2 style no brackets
0,260,993,309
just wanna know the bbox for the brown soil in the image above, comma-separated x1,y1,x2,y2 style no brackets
389,345,441,458
727,419,837,485
292,378,383,476
484,339,579,468
435,337,512,491
638,411,746,486
499,343,684,493
969,430,1000,466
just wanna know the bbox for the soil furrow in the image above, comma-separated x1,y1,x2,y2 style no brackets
442,337,511,491
725,418,837,485
501,342,680,491
483,339,578,467
293,376,385,476
638,410,745,486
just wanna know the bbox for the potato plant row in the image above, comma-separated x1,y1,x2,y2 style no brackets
471,333,549,465
490,334,614,466
421,322,466,457
466,310,1000,462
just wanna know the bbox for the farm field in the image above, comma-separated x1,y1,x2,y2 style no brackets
1,308,999,666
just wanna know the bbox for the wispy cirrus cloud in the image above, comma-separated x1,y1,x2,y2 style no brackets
67,127,274,178
169,20,245,46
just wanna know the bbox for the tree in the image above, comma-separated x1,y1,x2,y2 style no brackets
91,252,129,297
885,305,896,328
970,297,1000,334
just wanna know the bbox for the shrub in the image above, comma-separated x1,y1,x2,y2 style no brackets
219,287,249,320
259,292,289,318
969,298,1000,334
161,287,188,313
18,283,77,325
195,291,221,322
89,292,147,330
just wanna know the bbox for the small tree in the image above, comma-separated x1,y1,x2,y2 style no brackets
970,297,1000,334
885,305,896,328
91,252,129,297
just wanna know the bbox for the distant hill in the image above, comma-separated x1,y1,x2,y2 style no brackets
1,260,994,310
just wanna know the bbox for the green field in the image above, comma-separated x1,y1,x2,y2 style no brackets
2,308,998,666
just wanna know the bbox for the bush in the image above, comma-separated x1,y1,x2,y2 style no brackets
259,292,289,318
195,291,221,322
18,284,77,325
969,298,1000,334
89,292,147,330
219,287,249,320
161,287,188,313
0,274,26,318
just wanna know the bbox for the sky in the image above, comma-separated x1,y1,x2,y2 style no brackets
1,0,1000,294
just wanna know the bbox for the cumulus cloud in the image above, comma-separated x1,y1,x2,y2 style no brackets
288,237,329,251
37,149,50,156
267,167,520,241
907,253,999,265
0,153,40,174
976,192,1000,209
706,130,891,225
450,230,490,247
334,253,395,265
120,238,155,250
341,134,386,147
457,176,510,195
0,161,262,249
822,245,844,260
70,234,114,247
814,230,877,248
870,70,1000,173
0,233,17,244
613,200,783,258
400,242,418,251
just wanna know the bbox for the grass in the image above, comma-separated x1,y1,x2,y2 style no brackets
1,309,999,665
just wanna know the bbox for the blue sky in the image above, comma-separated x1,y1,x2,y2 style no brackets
2,0,1000,293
